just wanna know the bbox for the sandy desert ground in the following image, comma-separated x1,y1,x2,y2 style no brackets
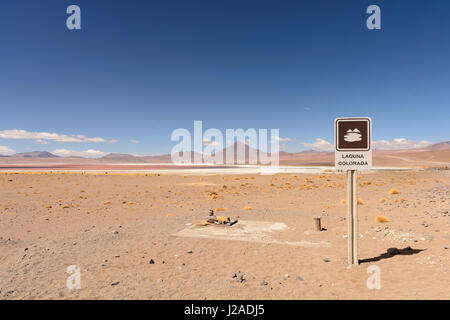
0,169,449,299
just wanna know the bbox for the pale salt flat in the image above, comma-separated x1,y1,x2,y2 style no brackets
172,220,331,248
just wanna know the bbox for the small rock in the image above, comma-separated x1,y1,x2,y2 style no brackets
444,246,450,250
157,278,163,283
323,258,331,263
232,271,246,283
111,281,120,286
260,280,268,286
296,276,304,281
283,274,289,280
186,250,193,254
149,259,155,264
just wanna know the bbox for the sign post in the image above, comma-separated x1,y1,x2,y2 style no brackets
335,117,372,266
347,169,358,265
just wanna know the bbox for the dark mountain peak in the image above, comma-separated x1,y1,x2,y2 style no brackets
13,151,59,158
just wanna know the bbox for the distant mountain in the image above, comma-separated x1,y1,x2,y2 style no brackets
3,140,448,167
142,151,202,163
100,153,148,163
13,151,59,158
294,149,323,154
426,141,450,151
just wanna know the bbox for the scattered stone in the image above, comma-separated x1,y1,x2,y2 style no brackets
111,281,120,286
232,271,246,283
323,258,331,263
260,280,268,286
149,259,155,264
186,250,193,254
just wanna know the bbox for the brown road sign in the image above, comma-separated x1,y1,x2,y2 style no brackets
335,117,372,170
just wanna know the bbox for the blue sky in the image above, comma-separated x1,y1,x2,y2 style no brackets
0,0,449,156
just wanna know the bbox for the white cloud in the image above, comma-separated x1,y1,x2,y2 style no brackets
0,129,117,144
52,149,110,158
304,107,311,111
129,139,139,144
0,146,16,155
35,139,50,145
301,137,434,152
372,138,432,150
302,138,334,151
272,136,296,142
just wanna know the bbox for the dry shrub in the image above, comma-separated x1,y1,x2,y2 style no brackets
217,216,230,223
389,188,400,194
375,215,390,223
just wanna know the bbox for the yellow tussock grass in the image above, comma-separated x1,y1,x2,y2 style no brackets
375,215,390,223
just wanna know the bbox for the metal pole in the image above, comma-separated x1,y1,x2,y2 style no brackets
352,170,359,265
313,217,322,231
347,170,353,265
347,170,359,265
